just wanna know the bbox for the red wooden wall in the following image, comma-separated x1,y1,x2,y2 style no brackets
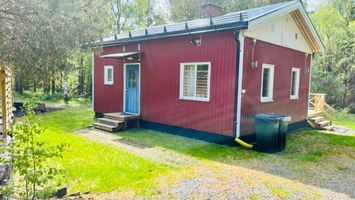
94,31,237,136
240,37,311,135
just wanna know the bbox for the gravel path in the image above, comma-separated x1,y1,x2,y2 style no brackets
75,129,354,200
322,125,355,136
81,162,353,200
75,128,198,168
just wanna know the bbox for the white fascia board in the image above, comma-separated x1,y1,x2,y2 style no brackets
297,4,325,52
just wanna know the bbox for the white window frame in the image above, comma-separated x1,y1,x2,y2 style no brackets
290,68,300,100
260,63,275,103
104,65,114,85
179,62,211,102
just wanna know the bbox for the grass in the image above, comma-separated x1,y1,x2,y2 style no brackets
14,90,91,108
35,108,170,194
31,106,355,198
334,109,355,130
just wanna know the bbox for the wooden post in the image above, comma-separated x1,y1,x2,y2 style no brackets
1,69,6,140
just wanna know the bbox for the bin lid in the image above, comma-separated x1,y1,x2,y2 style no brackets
266,113,291,121
254,113,281,121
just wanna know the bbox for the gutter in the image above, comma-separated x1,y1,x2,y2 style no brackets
86,22,248,48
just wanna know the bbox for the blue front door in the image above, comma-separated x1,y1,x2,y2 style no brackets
125,64,140,114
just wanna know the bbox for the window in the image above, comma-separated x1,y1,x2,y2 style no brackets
179,62,211,102
290,68,300,99
260,64,275,102
104,65,113,85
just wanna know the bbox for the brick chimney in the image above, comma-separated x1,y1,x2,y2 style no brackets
201,0,222,18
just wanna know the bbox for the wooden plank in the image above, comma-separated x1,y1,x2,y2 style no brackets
1,72,7,140
290,10,320,52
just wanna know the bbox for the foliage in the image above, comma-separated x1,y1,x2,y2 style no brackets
169,0,290,22
109,0,167,33
334,108,355,130
311,4,355,111
9,102,67,199
0,0,111,97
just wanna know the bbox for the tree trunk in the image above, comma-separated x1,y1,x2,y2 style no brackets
51,74,56,95
43,81,50,94
15,76,23,94
77,52,84,95
63,72,69,102
33,80,37,92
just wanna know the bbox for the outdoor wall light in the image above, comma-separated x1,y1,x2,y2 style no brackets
190,35,202,46
190,39,201,46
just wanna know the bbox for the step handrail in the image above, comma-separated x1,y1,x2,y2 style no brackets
309,93,335,123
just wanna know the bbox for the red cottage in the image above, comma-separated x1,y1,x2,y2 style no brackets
91,1,324,143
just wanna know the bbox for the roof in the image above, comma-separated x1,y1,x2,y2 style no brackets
92,0,323,52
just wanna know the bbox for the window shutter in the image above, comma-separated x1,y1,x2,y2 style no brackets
196,64,209,98
183,65,196,97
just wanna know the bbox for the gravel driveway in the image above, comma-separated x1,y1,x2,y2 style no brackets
76,129,354,200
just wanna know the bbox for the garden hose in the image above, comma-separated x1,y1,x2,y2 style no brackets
235,138,254,149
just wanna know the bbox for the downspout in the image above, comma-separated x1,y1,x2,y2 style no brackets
233,30,245,139
233,30,254,149
232,30,240,138
92,52,95,112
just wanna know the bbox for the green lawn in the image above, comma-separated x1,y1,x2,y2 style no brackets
334,110,355,130
35,108,170,194
33,108,355,198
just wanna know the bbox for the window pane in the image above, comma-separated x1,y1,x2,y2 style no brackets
196,65,208,98
291,71,296,96
183,65,196,97
262,68,270,97
107,68,113,82
129,69,137,87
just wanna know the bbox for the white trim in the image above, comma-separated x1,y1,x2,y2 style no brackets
236,32,244,138
290,67,301,100
260,63,275,103
307,55,313,112
179,62,211,102
248,1,324,52
104,65,114,85
92,52,95,112
123,63,141,115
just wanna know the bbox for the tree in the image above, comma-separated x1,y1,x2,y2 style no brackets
311,5,355,111
0,0,110,97
169,0,201,22
109,0,167,34
10,103,67,199
169,0,291,22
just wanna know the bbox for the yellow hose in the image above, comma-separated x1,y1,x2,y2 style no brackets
235,138,253,149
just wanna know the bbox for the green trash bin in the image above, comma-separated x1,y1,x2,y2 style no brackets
254,114,280,153
268,113,291,151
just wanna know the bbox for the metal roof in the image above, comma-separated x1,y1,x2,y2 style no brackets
93,1,298,47
100,51,141,58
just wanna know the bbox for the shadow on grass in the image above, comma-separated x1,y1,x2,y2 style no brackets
117,128,355,197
